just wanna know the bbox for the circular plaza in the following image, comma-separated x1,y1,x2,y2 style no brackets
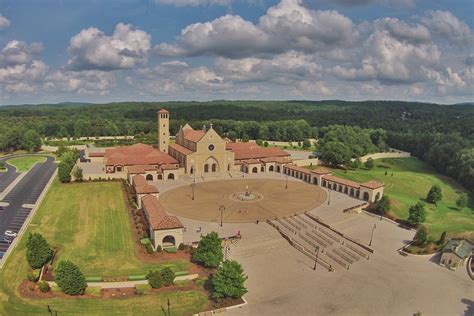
159,179,327,223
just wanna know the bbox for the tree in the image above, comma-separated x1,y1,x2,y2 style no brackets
147,270,163,288
192,232,223,268
58,162,72,183
160,267,175,286
437,231,447,245
426,184,442,204
255,139,263,146
320,141,352,166
212,260,247,300
55,260,87,295
407,202,426,226
413,225,427,246
364,158,374,169
374,195,390,215
456,193,468,209
26,233,53,269
263,141,269,147
21,130,42,152
73,166,83,181
302,139,311,149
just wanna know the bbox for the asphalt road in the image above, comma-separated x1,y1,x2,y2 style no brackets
0,155,57,259
0,157,20,193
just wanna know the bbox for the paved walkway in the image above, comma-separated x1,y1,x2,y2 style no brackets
47,274,199,289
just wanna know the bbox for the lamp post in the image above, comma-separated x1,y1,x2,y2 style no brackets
327,188,332,205
369,223,376,246
313,246,320,270
191,182,196,200
285,174,289,189
219,205,225,227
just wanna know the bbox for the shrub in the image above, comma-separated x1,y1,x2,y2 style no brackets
135,284,152,295
192,231,223,268
145,243,154,254
178,243,186,251
194,277,206,287
426,185,442,204
211,260,248,300
146,270,163,289
160,268,175,287
38,281,50,293
364,158,374,169
128,275,147,281
27,270,40,282
456,193,468,208
156,245,162,252
413,225,428,246
164,246,177,253
140,238,151,245
85,286,102,297
51,286,62,293
55,260,87,295
407,202,426,226
26,232,53,269
374,195,391,215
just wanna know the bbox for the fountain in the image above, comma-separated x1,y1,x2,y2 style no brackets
229,184,263,202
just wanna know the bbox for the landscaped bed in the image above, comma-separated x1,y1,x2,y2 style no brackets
6,155,47,172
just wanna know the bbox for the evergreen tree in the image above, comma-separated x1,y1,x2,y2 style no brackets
73,166,83,181
365,158,375,169
413,225,427,246
147,270,163,288
55,260,87,295
212,260,247,300
437,231,447,245
160,267,175,286
407,202,426,226
192,232,223,268
426,185,442,204
26,233,53,269
302,139,311,149
374,195,391,215
456,193,468,209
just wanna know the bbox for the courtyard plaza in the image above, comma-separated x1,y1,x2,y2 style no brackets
153,172,473,316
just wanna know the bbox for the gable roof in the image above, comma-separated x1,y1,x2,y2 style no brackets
183,129,206,143
227,141,290,160
322,174,361,189
105,143,177,166
169,143,194,155
311,167,332,175
361,180,384,189
141,195,184,230
132,175,159,194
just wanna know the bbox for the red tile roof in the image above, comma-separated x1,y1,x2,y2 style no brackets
311,167,332,175
322,175,360,189
158,108,169,114
242,159,262,164
361,180,384,189
133,175,159,194
169,143,194,155
141,195,184,230
161,164,179,170
183,129,206,143
105,143,177,166
260,156,291,164
227,142,290,160
127,165,158,174
89,152,105,157
285,164,312,174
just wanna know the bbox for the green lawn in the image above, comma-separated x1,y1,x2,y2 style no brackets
6,156,47,172
327,158,473,242
0,180,208,315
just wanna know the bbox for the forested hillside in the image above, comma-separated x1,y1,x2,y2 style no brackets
0,100,473,190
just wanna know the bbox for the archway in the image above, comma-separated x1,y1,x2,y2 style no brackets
350,188,354,196
363,192,370,201
204,157,219,173
344,187,348,194
338,185,343,192
269,165,274,172
168,173,175,180
162,235,176,247
261,166,265,172
252,167,258,173
190,167,194,174
322,180,327,187
158,174,163,180
375,192,381,202
313,177,318,185
204,164,209,173
212,163,217,172
276,165,280,172
146,174,153,181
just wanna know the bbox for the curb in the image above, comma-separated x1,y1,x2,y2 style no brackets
0,172,27,200
0,168,57,270
193,296,248,315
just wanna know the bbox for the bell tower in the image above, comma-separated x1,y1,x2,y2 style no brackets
157,109,169,153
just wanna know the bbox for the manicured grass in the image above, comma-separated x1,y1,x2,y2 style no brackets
325,158,473,242
6,156,46,172
0,179,208,316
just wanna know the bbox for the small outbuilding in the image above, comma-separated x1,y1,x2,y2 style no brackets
439,239,473,270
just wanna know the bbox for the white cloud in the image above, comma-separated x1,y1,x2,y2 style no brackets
45,70,116,95
155,0,357,58
421,10,473,46
67,23,151,71
0,14,10,30
0,40,43,66
155,0,231,6
374,18,431,44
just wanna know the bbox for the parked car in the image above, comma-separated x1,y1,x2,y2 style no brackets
4,230,17,238
0,237,12,244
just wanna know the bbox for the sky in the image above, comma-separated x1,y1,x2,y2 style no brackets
0,0,473,105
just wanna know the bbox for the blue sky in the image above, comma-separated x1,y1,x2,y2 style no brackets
0,0,473,105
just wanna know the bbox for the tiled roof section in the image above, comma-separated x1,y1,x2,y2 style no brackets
127,165,157,174
133,175,159,194
285,164,312,175
158,108,169,114
322,175,361,189
169,143,194,155
161,164,179,170
227,142,290,160
242,159,262,165
361,180,384,189
105,143,178,166
89,152,105,157
260,156,291,164
442,239,473,259
141,195,184,230
311,167,332,175
183,129,206,143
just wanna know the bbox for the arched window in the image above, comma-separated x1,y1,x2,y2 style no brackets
322,180,327,187
350,188,354,196
204,164,209,173
212,163,217,172
363,192,370,201
344,187,348,194
261,166,265,172
269,165,274,172
168,173,175,180
162,235,176,247
375,192,381,202
276,165,280,172
158,174,163,180
146,174,153,181
313,177,318,185
252,167,258,173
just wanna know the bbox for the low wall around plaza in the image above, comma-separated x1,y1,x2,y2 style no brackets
292,158,320,167
359,150,411,162
83,173,127,180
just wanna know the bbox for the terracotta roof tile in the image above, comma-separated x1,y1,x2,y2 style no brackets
311,167,332,175
322,175,360,188
227,142,290,160
141,195,184,230
361,180,384,189
169,143,194,155
133,175,159,194
158,109,169,114
285,164,312,174
183,130,206,142
105,143,177,166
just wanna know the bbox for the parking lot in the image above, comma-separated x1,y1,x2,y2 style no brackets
0,155,56,261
